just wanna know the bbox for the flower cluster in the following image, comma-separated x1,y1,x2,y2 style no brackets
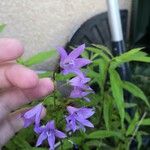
22,104,66,150
57,44,94,101
22,44,94,150
57,44,95,131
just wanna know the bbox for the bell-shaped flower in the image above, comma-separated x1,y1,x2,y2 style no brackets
36,120,66,150
22,103,44,128
57,44,91,76
66,106,94,132
69,76,94,101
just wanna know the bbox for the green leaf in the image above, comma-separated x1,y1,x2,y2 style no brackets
136,133,142,150
125,102,137,108
133,56,150,62
122,81,150,108
126,111,139,136
125,112,131,123
91,44,113,58
103,94,112,130
24,50,57,66
109,68,125,127
99,58,109,88
87,130,123,140
81,50,90,59
0,23,6,32
114,48,143,61
141,118,150,125
111,48,150,68
86,47,110,61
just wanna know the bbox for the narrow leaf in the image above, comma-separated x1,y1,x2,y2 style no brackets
99,58,109,88
141,118,150,125
86,47,110,61
92,44,113,58
24,50,56,66
103,94,112,130
136,133,142,150
109,68,125,127
122,81,150,108
125,103,137,108
126,111,139,136
88,130,123,140
111,48,150,68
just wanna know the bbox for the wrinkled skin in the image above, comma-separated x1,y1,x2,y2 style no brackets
0,38,54,148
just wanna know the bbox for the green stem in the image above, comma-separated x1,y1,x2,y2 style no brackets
100,62,110,98
52,71,57,107
127,112,147,149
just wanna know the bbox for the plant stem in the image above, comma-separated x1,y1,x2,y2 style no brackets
127,112,147,149
52,72,56,107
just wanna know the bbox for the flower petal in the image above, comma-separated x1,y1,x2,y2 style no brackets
76,118,94,128
61,68,83,77
23,118,32,128
83,97,90,102
55,129,66,138
69,76,90,87
34,125,45,134
57,47,68,61
24,103,43,119
68,44,85,59
66,116,77,132
67,106,79,114
70,87,82,98
77,123,86,132
75,58,91,68
78,108,95,119
46,120,55,130
48,133,55,150
36,131,47,147
35,104,44,125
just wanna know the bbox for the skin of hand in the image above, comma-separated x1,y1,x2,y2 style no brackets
0,38,54,148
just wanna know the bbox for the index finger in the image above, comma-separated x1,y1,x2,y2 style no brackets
0,38,24,62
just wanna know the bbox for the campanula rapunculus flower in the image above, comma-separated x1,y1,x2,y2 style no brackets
22,103,44,128
36,120,66,150
70,86,93,101
69,76,94,101
69,75,90,88
66,106,94,132
57,44,91,76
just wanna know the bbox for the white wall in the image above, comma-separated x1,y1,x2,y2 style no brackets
0,0,132,58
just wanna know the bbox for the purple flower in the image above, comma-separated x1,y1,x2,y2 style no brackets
36,120,66,150
70,86,93,101
57,44,91,76
22,103,44,128
66,106,94,132
69,75,90,88
69,76,94,101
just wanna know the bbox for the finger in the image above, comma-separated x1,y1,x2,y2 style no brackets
0,107,46,148
0,64,39,89
0,78,54,121
0,38,23,63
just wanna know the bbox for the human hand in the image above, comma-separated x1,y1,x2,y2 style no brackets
0,38,54,148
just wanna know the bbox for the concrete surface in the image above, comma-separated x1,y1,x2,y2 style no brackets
0,0,132,59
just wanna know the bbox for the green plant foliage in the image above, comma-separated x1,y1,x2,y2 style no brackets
109,68,125,127
122,81,150,108
141,118,150,125
87,130,123,140
24,50,57,66
5,44,150,150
